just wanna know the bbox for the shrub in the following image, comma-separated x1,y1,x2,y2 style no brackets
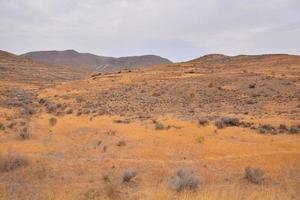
244,167,265,184
249,83,256,88
289,125,300,134
169,168,200,192
215,117,240,129
38,98,47,105
19,127,30,139
153,120,171,130
221,117,240,126
215,119,225,129
0,122,5,130
278,124,288,133
122,170,137,183
259,124,276,134
116,140,126,147
113,119,130,124
198,117,209,126
0,155,28,172
49,117,57,126
46,103,57,113
155,122,165,130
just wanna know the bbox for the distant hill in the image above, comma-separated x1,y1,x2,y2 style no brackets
0,50,85,85
178,53,300,71
21,50,172,72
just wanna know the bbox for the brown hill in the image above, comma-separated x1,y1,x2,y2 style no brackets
21,49,172,71
0,50,85,86
186,53,300,69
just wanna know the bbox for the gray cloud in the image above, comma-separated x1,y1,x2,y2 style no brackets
0,0,299,61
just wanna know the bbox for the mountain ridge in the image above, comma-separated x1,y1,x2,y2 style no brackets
21,49,172,72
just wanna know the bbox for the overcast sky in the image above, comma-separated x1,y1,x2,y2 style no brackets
0,0,300,61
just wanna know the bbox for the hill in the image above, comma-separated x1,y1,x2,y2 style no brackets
21,50,172,71
0,50,85,86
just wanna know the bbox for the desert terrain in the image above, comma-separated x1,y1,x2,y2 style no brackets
0,51,299,200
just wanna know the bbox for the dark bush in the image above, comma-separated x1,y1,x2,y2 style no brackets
155,122,165,130
249,83,256,89
116,140,126,147
122,170,137,182
19,127,30,140
289,125,300,134
198,117,209,126
259,124,276,134
38,98,48,105
278,124,288,133
244,167,265,184
114,119,130,124
221,117,240,126
215,119,225,129
46,103,57,113
0,155,28,172
169,168,200,192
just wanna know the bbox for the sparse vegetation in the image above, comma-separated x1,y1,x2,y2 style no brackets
289,125,300,134
83,189,100,200
215,119,225,129
113,119,130,124
220,117,240,126
244,167,265,184
101,174,115,198
215,117,240,129
154,121,170,130
0,123,5,130
122,170,137,182
198,117,209,126
49,117,57,126
169,168,200,192
259,124,276,134
116,140,126,147
155,122,165,130
0,154,28,172
249,83,256,88
19,127,30,139
1,42,300,200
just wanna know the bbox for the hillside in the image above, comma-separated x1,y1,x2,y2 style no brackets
21,50,172,71
0,50,86,86
0,53,299,200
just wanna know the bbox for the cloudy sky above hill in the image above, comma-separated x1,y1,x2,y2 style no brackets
0,0,299,61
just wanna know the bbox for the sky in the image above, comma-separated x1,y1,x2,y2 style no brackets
0,0,300,62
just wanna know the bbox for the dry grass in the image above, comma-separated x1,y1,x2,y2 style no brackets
0,154,28,172
142,185,297,200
